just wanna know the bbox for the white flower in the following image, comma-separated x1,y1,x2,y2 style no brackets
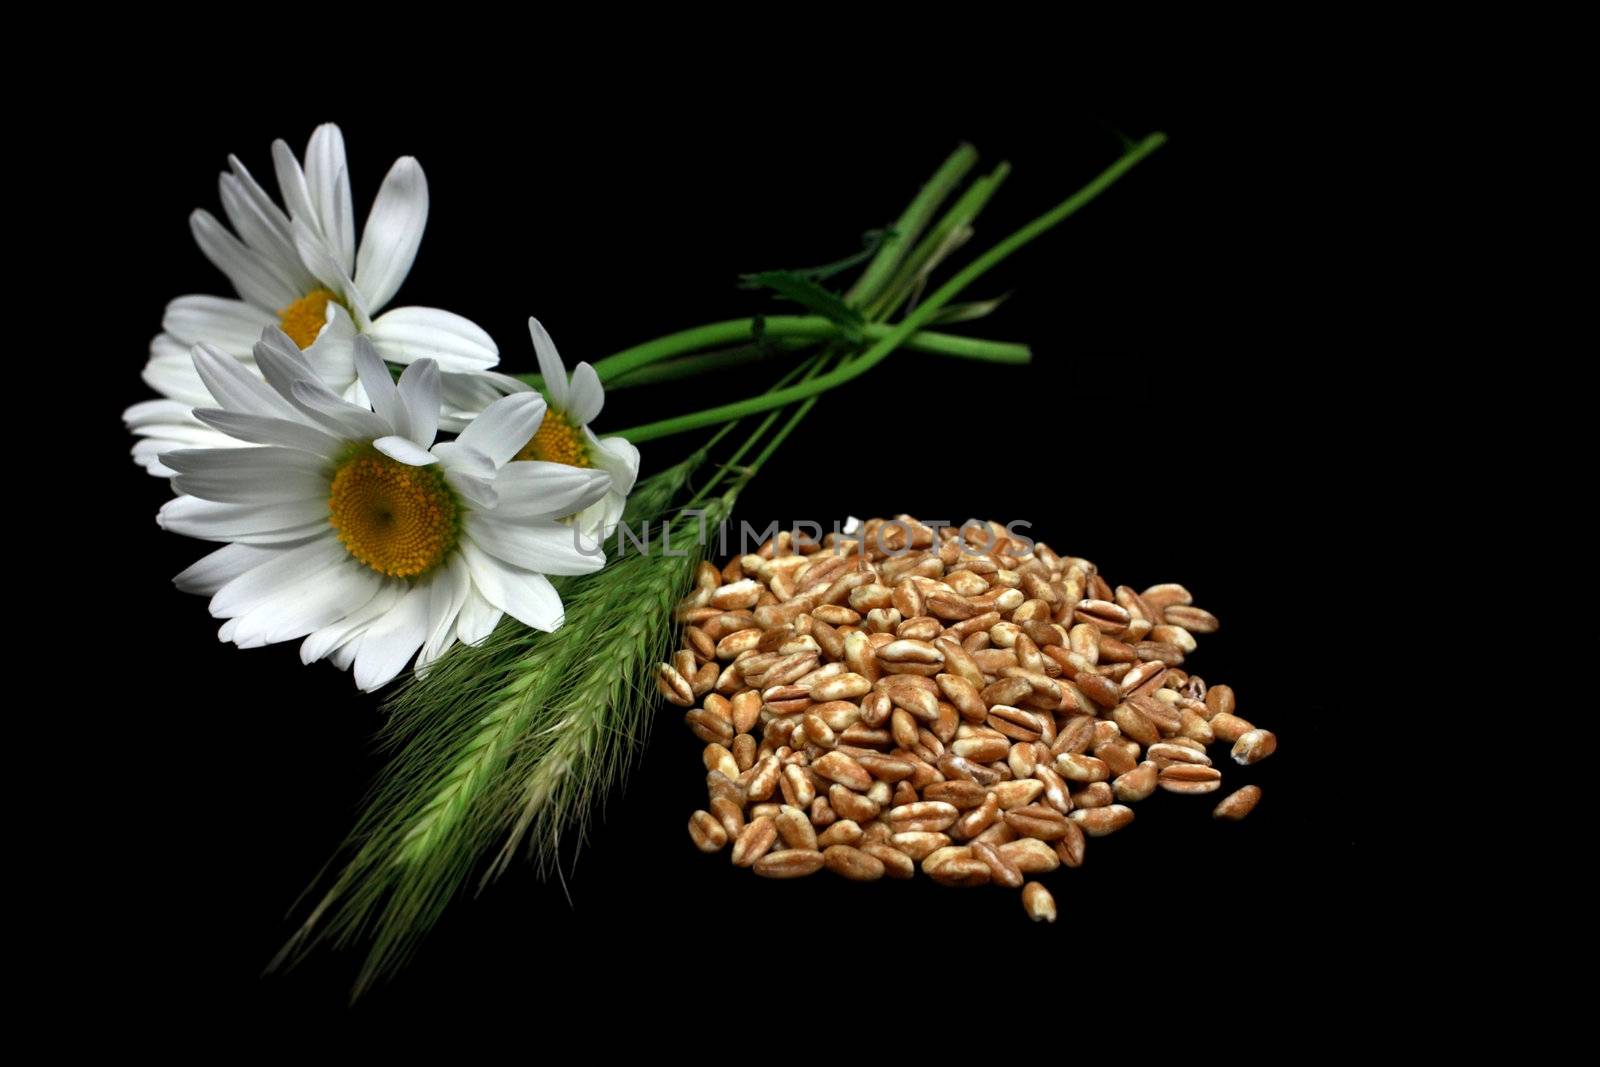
159,329,611,691
127,122,503,476
499,317,640,542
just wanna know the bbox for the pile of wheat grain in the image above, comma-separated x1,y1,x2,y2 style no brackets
662,517,1274,920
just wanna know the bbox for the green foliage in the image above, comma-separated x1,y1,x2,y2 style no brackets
738,270,864,340
737,228,895,287
272,457,706,996
929,293,1012,324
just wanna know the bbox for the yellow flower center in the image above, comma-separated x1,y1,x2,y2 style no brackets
515,408,591,467
328,445,459,578
279,288,342,349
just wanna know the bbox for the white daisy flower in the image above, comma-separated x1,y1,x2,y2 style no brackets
504,317,640,542
159,329,611,691
127,122,501,476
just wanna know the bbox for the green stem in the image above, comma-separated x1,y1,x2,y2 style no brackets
867,161,1012,321
722,383,824,497
844,143,979,309
614,132,1167,444
587,318,799,383
513,316,1026,390
688,353,831,506
602,346,771,389
583,327,1028,390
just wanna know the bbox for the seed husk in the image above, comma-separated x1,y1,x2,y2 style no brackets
997,837,1060,874
754,849,826,878
817,819,863,848
1232,729,1278,765
861,843,916,879
1054,753,1111,782
731,816,778,866
823,844,886,881
1053,821,1086,868
1159,764,1223,794
1213,785,1263,820
1069,804,1135,836
1021,881,1057,922
688,811,727,852
1210,712,1256,743
1113,761,1159,803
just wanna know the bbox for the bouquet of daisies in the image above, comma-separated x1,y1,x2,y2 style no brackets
126,123,1164,991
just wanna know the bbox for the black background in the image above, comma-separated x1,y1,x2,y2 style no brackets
75,80,1376,1023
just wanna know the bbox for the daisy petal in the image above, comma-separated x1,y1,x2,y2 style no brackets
190,209,298,311
301,585,401,665
173,543,280,596
255,329,381,439
253,325,320,381
591,433,641,498
454,588,503,646
572,432,643,540
355,336,404,432
222,154,311,281
438,370,520,433
489,462,611,521
353,582,432,691
166,446,330,504
480,371,535,394
566,361,605,424
192,408,343,456
373,435,437,466
128,402,238,451
217,173,315,294
574,494,626,545
501,570,565,632
431,442,499,508
465,513,607,576
299,302,359,395
367,306,499,372
210,537,349,618
355,157,427,313
125,397,201,430
134,444,225,478
396,358,441,448
191,343,301,421
305,123,356,273
454,391,544,468
228,562,383,647
271,138,315,229
159,495,331,544
431,441,495,480
264,332,365,435
288,375,391,441
417,555,470,669
141,335,218,406
460,542,567,632
528,317,569,409
291,217,363,320
163,296,276,352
